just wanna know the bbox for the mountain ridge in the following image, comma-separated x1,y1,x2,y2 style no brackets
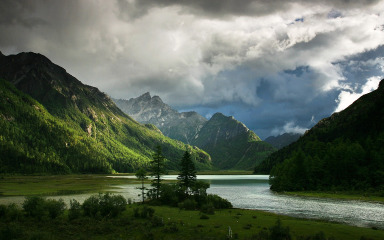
256,79,384,191
0,51,212,174
114,94,276,170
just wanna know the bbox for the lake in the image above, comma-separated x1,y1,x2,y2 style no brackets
1,175,383,229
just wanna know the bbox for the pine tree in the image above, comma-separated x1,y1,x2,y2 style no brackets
177,151,197,196
135,168,147,203
149,145,166,199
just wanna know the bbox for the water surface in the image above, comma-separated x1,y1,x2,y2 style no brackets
1,175,383,229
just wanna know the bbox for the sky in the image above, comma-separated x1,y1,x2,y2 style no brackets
1,0,384,139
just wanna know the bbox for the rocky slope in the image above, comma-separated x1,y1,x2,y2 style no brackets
264,133,302,149
0,51,211,174
113,94,207,144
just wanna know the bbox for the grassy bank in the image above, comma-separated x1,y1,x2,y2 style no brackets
284,191,384,204
0,174,137,196
1,204,383,240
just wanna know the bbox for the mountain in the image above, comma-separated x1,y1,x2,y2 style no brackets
113,93,207,144
0,51,211,174
191,113,276,169
264,133,302,149
115,94,276,170
257,79,384,192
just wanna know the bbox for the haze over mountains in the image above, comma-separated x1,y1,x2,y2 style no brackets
114,94,276,170
0,51,212,174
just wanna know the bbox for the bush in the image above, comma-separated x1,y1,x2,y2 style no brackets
207,194,232,209
68,199,82,220
0,223,23,239
151,215,164,227
82,193,127,218
178,199,197,210
200,202,215,215
133,206,155,219
269,219,291,240
99,193,127,217
82,195,100,217
46,199,66,219
22,196,47,220
163,221,179,233
0,204,22,222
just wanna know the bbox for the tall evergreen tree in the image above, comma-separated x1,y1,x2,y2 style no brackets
177,151,197,196
135,168,147,203
149,145,166,199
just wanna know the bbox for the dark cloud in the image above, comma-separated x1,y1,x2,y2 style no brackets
133,0,382,18
0,0,383,138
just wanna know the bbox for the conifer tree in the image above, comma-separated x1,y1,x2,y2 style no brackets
135,168,147,203
149,145,166,199
177,151,197,196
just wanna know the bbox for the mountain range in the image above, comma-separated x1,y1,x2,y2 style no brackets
114,94,276,170
256,79,384,192
0,51,211,174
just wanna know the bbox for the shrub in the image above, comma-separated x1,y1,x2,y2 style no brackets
82,193,127,218
178,199,197,210
46,199,66,219
99,193,127,217
151,215,164,227
82,195,100,217
22,196,47,220
163,221,179,233
68,199,82,220
207,194,232,209
269,219,291,240
0,223,23,239
200,202,215,215
0,204,22,221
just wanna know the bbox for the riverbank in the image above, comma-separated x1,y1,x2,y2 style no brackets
1,203,383,240
284,191,384,204
0,174,137,196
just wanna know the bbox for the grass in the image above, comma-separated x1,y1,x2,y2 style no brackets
0,174,138,196
1,204,383,240
284,191,384,204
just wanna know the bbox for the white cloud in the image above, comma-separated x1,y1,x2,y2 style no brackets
334,76,382,112
272,121,308,136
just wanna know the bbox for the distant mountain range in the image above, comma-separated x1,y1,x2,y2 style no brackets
114,94,276,170
256,79,384,192
0,51,211,174
113,93,207,145
264,133,302,149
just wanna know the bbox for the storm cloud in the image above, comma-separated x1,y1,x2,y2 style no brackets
0,0,383,139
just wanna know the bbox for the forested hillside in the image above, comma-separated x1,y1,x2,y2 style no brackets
192,113,276,170
257,80,384,192
0,52,212,174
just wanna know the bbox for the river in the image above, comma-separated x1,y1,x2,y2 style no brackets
1,175,383,229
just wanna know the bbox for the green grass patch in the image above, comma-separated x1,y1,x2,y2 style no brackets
0,174,138,196
1,204,383,240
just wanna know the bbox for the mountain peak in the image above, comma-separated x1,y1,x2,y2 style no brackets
137,92,151,101
379,79,384,90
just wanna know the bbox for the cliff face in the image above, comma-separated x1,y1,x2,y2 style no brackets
113,94,207,144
